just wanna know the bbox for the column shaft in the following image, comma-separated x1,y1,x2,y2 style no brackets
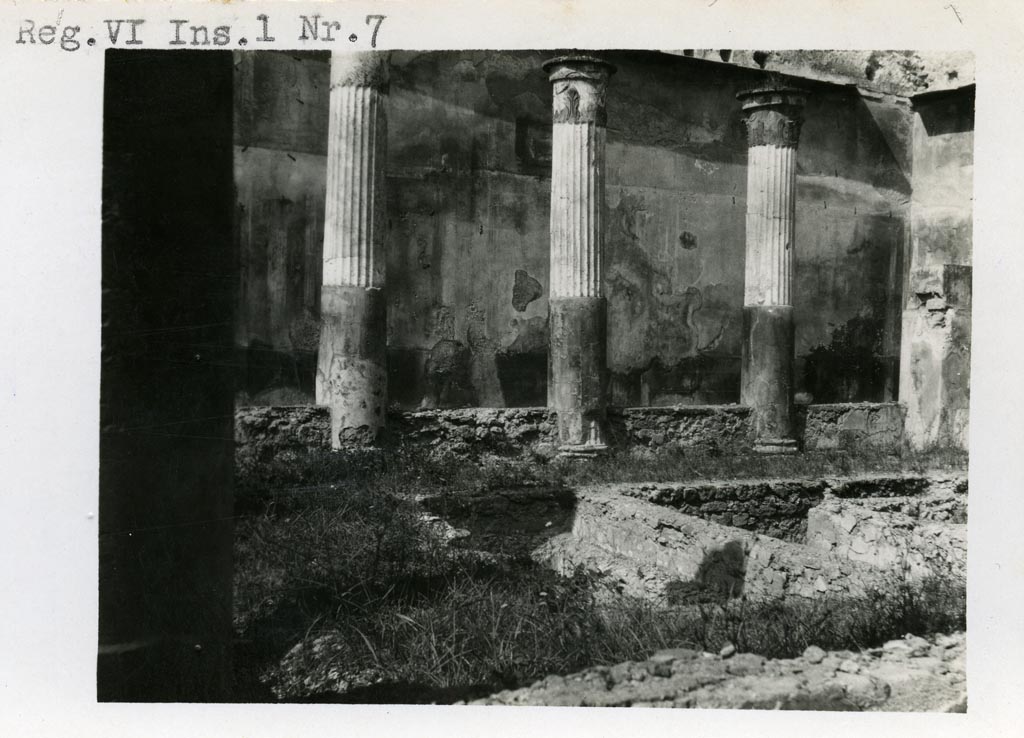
316,52,389,448
737,87,806,454
550,123,604,299
544,56,615,453
744,145,797,306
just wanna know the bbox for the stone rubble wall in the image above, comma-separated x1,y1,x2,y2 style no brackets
234,402,912,463
825,474,968,520
600,473,966,542
607,406,753,451
391,406,755,456
235,405,331,477
614,480,827,541
388,407,557,456
807,499,967,581
834,490,967,523
470,632,966,711
535,487,901,603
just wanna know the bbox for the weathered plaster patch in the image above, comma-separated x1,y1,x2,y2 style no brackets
511,268,543,311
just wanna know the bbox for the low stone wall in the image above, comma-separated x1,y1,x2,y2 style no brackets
536,487,899,602
608,406,752,451
471,632,966,710
616,480,827,541
392,406,754,456
841,490,967,523
388,408,558,456
799,402,905,451
235,405,331,476
601,474,966,542
234,403,931,460
828,473,967,500
807,499,967,581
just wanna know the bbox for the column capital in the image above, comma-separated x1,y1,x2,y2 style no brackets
543,55,616,126
330,51,391,91
737,86,807,148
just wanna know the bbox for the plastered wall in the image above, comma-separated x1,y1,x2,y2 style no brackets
899,87,973,450
234,50,915,410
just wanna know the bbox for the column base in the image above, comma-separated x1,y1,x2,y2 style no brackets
753,437,799,454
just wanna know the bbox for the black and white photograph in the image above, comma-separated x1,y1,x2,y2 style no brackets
3,1,1023,736
98,45,973,708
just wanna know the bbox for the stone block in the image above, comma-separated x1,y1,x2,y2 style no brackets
802,402,904,452
806,498,966,581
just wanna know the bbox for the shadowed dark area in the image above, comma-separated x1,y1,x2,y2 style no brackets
98,49,237,702
666,540,747,605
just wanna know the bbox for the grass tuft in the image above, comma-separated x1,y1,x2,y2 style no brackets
233,445,967,702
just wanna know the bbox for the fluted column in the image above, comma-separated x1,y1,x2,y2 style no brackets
544,55,615,455
737,87,806,453
316,52,389,448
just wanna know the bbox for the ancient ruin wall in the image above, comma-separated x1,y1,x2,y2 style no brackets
899,87,973,450
234,401,905,465
807,498,967,581
798,402,904,451
233,50,912,410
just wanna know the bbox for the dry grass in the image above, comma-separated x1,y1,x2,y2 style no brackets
233,445,967,702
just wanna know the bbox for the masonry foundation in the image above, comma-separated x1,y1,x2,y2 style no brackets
233,401,914,466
